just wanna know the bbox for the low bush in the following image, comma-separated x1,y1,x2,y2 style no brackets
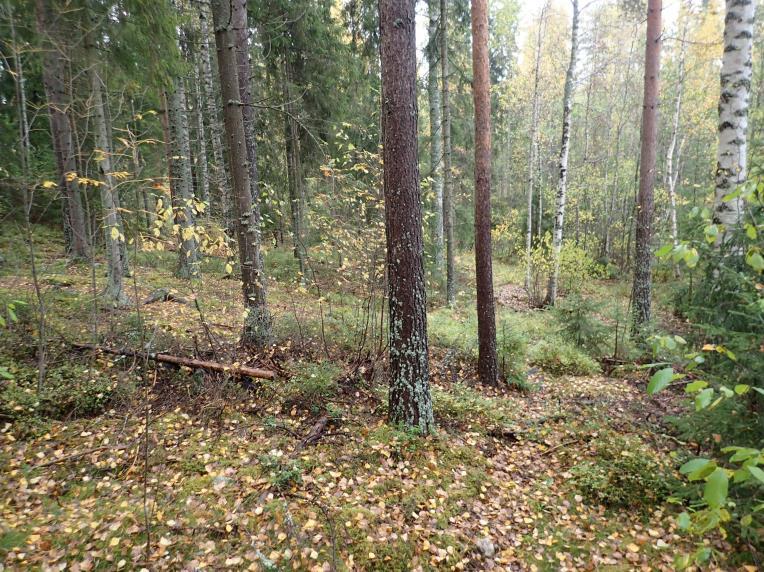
529,337,600,376
283,360,342,412
570,432,677,510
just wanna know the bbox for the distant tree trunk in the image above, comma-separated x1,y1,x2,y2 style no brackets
281,58,308,283
199,4,230,227
545,0,579,306
380,0,434,434
665,23,687,264
428,0,444,274
232,0,270,326
35,0,90,259
166,78,201,279
471,0,498,386
191,56,210,214
441,0,456,306
90,66,131,305
525,1,547,291
631,0,662,330
713,0,755,242
212,0,272,347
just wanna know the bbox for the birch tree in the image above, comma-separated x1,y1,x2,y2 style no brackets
713,0,756,242
380,0,434,433
545,0,580,306
525,1,548,292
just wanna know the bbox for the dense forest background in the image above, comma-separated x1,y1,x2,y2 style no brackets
0,0,762,569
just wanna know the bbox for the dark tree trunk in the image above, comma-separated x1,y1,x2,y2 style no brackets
471,0,498,386
631,0,662,329
232,0,269,312
379,0,434,434
441,0,456,306
212,0,272,347
35,0,90,259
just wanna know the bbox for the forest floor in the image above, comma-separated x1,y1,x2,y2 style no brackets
0,227,735,571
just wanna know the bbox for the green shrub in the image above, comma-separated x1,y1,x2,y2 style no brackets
497,322,529,386
570,432,677,510
529,337,600,376
283,360,342,411
432,383,514,428
556,294,610,356
258,453,303,491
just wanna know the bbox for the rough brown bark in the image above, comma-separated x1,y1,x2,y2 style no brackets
380,0,434,434
35,0,90,259
441,0,456,306
631,0,662,329
471,0,498,386
212,0,272,347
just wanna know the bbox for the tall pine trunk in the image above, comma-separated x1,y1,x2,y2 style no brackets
166,77,201,279
471,0,498,386
35,0,90,259
631,0,662,329
428,0,444,274
441,0,456,306
212,0,272,347
380,0,434,434
713,0,755,242
545,0,579,306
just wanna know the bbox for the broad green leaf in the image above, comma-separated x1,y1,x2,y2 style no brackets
734,384,750,395
656,244,673,257
647,368,674,395
745,223,758,240
746,251,764,272
704,468,729,509
748,466,764,484
695,388,714,411
677,512,691,530
680,458,711,475
685,380,708,394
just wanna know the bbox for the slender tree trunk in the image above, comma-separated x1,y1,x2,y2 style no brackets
199,4,230,227
166,77,201,279
665,23,687,270
713,0,755,242
471,0,498,386
441,0,456,306
212,0,272,347
631,0,662,330
525,1,548,291
35,0,90,259
91,66,131,304
281,58,308,282
232,0,270,330
192,56,210,213
428,0,444,274
546,0,579,306
380,0,434,434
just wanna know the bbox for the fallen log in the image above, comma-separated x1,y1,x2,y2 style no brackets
72,343,275,380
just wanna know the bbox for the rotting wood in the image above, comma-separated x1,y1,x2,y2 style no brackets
72,342,275,380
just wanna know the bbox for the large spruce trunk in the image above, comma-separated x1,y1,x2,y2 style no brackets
380,0,434,433
35,0,90,259
212,0,272,347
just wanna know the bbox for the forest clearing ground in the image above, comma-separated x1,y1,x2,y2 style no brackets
0,235,730,571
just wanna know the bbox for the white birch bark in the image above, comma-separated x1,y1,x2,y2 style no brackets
713,0,756,241
546,0,580,306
